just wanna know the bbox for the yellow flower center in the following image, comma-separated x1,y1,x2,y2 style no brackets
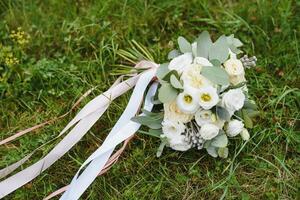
184,95,193,104
201,93,211,102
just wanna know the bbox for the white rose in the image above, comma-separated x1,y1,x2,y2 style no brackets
164,101,193,123
168,53,193,73
193,57,213,66
200,123,219,140
161,119,191,151
195,110,215,126
162,119,185,136
222,88,245,114
168,134,192,151
224,58,244,76
226,119,244,137
198,86,219,110
223,58,246,85
176,88,199,114
181,64,210,89
240,128,250,141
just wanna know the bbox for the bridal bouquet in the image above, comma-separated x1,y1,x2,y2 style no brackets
0,31,258,199
133,31,258,157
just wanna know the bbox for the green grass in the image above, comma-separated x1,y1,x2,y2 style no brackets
0,0,299,199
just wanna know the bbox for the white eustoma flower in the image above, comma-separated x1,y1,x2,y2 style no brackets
222,88,245,114
198,86,219,110
168,53,193,73
223,58,246,85
181,64,210,89
176,88,199,114
164,101,193,123
240,128,250,141
200,123,219,140
195,110,215,126
193,57,213,66
226,119,244,137
191,42,197,57
162,119,186,136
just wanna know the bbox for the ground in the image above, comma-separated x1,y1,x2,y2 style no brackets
0,0,299,199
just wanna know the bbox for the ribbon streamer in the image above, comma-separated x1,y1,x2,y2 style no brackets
0,61,158,199
61,70,158,199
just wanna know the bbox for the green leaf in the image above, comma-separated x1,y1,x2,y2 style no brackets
178,36,192,53
170,74,183,89
201,66,229,85
211,134,228,147
206,146,218,158
196,31,212,58
139,129,162,138
210,59,221,67
216,106,231,121
209,35,229,63
158,83,178,103
168,49,181,60
242,109,253,128
131,116,162,129
218,147,229,158
233,38,243,47
243,100,258,110
156,141,166,157
156,63,170,80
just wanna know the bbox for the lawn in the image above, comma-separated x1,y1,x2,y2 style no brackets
0,0,299,199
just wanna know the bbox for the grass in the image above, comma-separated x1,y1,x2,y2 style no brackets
0,0,299,199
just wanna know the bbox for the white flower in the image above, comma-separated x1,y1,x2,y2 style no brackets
162,119,185,136
181,64,210,89
200,123,219,140
224,58,244,76
223,58,246,85
168,134,192,151
164,101,193,123
226,119,244,137
198,86,219,110
193,57,213,66
161,119,191,151
222,88,245,113
168,53,193,73
240,128,250,141
195,110,215,126
176,88,199,114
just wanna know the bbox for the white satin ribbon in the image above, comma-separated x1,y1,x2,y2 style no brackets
0,61,158,199
60,69,158,199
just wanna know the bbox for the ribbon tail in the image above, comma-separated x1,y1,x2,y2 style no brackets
60,71,157,200
0,74,140,198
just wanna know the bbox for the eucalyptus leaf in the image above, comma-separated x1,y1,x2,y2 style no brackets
216,106,231,121
209,35,229,63
168,49,181,60
131,116,162,129
201,66,229,85
196,31,212,58
243,100,258,110
218,147,229,158
178,36,192,53
170,74,183,89
139,129,162,138
206,146,218,158
210,59,221,67
211,134,228,148
158,83,178,103
156,63,170,80
233,38,243,47
156,142,166,157
242,109,253,128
